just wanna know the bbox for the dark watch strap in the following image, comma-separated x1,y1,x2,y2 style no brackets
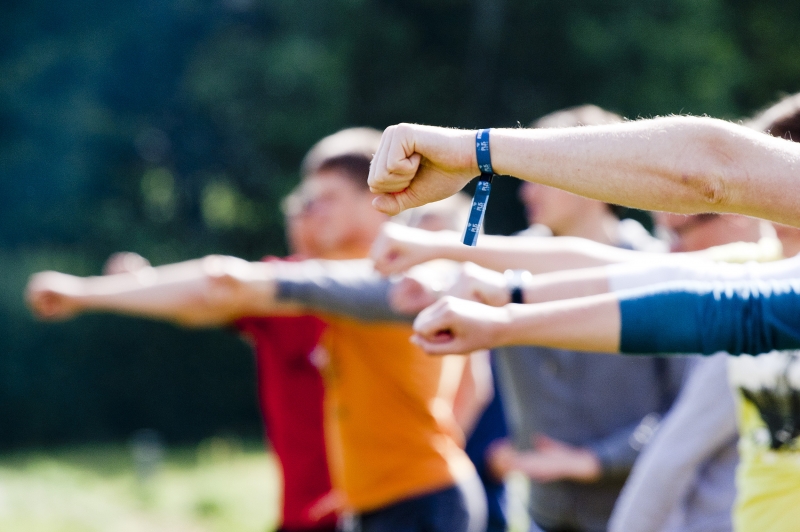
504,269,530,304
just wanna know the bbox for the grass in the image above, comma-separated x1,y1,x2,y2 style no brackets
0,439,535,532
0,438,279,532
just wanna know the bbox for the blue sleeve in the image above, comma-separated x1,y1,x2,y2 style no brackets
619,279,800,356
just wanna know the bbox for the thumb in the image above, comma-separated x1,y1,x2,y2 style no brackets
411,332,458,356
372,178,425,216
413,300,452,339
372,194,403,216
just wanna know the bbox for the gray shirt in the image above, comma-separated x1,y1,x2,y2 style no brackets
494,347,687,532
502,220,686,532
608,354,737,532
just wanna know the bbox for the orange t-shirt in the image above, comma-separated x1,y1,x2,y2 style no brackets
317,315,476,512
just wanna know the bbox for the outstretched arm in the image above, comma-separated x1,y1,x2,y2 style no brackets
523,250,800,306
412,294,622,355
391,244,800,310
368,117,800,227
411,279,800,356
26,256,297,327
370,222,655,276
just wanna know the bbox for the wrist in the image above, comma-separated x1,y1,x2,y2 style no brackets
504,269,533,304
486,306,514,347
68,280,93,314
417,124,479,181
492,128,534,177
466,128,481,177
419,230,458,259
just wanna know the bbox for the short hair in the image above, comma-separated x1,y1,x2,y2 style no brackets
300,127,383,191
531,104,624,129
747,92,800,141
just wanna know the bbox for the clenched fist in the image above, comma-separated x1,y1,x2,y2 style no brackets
368,124,478,216
26,271,86,320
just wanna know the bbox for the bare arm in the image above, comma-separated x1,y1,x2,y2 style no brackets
371,222,659,276
369,117,800,227
412,278,800,357
411,294,621,355
451,349,494,438
25,256,299,327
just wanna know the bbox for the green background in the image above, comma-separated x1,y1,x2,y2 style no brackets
2,0,800,447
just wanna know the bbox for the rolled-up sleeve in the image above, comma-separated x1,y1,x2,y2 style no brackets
618,279,800,356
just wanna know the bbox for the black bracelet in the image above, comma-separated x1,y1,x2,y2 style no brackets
504,269,532,304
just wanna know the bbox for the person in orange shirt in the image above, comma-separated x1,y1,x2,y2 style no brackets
26,132,488,532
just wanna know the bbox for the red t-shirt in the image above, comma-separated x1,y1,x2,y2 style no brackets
235,262,334,529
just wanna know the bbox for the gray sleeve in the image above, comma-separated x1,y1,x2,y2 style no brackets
588,417,657,481
608,354,738,532
274,259,415,323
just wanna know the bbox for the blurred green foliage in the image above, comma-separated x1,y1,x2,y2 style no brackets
2,0,800,447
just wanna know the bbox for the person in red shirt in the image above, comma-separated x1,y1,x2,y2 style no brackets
92,128,387,532
103,223,336,531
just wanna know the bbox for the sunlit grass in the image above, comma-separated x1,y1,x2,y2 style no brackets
0,439,279,532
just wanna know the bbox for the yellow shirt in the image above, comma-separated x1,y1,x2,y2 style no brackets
732,391,800,531
318,315,475,512
709,237,800,531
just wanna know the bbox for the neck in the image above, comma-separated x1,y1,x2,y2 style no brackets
780,238,800,258
555,211,619,244
319,233,377,260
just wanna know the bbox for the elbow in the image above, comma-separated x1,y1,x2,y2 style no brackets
171,256,249,327
681,119,748,210
683,171,728,208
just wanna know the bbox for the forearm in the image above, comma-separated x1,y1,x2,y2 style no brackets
490,116,800,227
74,257,284,326
412,232,647,273
522,267,612,303
485,276,800,356
472,236,646,274
496,294,621,352
593,248,800,308
373,223,654,276
451,350,493,438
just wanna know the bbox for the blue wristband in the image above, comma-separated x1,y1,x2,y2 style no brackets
463,129,495,246
462,174,493,246
476,128,493,174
